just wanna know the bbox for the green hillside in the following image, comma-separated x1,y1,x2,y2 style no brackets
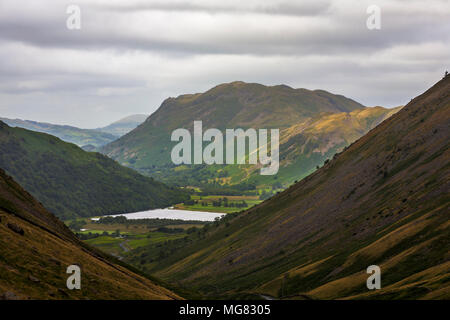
127,77,450,299
0,122,188,220
102,82,400,189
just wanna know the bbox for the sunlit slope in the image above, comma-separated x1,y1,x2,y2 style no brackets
0,169,181,300
0,123,188,219
147,77,449,299
252,105,402,185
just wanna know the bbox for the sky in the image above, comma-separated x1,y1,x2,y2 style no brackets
0,0,449,128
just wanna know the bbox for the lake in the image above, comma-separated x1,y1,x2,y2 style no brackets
91,208,225,222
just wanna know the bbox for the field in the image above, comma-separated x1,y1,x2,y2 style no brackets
67,216,206,258
174,194,263,213
67,191,267,261
85,232,187,257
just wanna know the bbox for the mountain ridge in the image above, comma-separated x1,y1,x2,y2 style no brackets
143,81,366,130
0,114,147,148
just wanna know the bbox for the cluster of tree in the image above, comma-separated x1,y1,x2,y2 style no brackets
183,199,197,206
272,182,283,189
76,229,121,240
95,216,204,228
156,227,184,234
198,197,249,208
197,183,257,196
96,216,128,224
259,190,274,200
209,198,248,208
68,219,86,231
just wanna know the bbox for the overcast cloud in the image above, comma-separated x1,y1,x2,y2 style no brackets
0,0,449,128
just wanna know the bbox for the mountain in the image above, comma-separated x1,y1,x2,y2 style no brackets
0,168,180,300
0,117,118,148
97,114,148,137
129,77,450,299
0,122,188,220
102,82,400,188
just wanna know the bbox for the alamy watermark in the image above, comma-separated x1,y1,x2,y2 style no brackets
366,5,381,30
66,5,81,30
366,265,381,290
171,121,279,175
66,265,81,290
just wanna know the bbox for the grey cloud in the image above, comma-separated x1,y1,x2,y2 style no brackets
0,0,447,56
0,0,448,127
98,0,331,17
0,73,145,95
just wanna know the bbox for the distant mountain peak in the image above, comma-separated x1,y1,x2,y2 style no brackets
108,114,148,125
97,114,148,137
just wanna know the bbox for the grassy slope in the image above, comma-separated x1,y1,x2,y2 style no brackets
0,168,181,300
140,77,449,299
0,122,188,220
102,81,374,187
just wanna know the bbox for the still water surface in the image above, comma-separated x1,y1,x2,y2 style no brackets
91,208,224,222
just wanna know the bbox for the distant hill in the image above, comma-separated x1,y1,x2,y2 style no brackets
131,77,450,299
0,122,188,220
81,144,97,152
101,81,400,189
0,168,181,300
97,114,148,137
0,114,148,149
0,117,118,148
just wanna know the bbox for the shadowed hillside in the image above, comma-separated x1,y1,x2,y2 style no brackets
0,123,188,220
131,77,450,299
0,169,181,300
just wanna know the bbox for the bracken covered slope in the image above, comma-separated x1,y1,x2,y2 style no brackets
145,77,450,299
0,168,181,300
